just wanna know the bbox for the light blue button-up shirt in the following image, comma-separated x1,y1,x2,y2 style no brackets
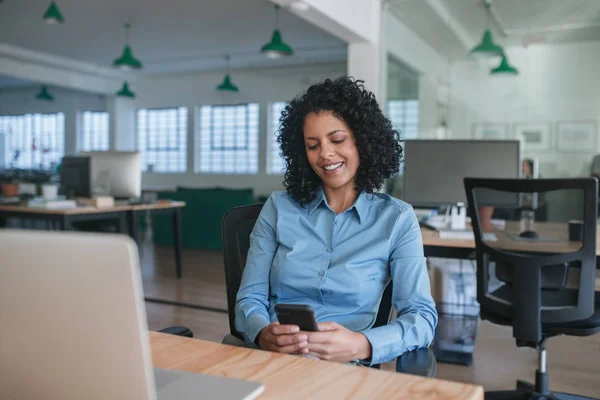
235,187,437,365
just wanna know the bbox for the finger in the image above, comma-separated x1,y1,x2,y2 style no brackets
275,340,308,354
271,324,300,335
317,322,339,331
274,333,307,347
305,331,332,344
304,342,331,354
304,350,332,361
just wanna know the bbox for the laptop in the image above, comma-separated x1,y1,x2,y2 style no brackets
0,230,264,400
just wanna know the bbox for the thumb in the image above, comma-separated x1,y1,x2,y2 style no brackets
317,322,339,331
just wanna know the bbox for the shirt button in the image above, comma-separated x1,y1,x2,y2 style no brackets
319,271,325,277
327,247,333,252
334,219,339,225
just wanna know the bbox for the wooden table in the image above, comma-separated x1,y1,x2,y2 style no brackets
0,201,186,277
150,332,484,400
421,222,600,260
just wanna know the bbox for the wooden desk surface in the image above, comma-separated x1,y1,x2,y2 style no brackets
0,201,186,215
150,332,483,400
421,222,600,256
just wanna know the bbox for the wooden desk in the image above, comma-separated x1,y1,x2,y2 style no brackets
150,332,484,400
421,222,600,259
0,201,186,277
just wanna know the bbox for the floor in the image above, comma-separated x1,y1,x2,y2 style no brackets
142,244,600,398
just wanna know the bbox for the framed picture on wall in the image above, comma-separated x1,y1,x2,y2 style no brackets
556,121,597,153
471,123,509,140
514,123,552,152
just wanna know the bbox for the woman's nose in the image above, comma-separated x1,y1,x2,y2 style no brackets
320,143,334,159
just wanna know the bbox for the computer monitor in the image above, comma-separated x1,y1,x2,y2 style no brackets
0,230,265,400
81,151,141,199
402,139,520,207
59,156,91,198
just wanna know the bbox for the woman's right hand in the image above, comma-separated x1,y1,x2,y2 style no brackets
257,322,308,353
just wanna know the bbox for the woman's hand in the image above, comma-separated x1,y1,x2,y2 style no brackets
301,322,372,363
257,322,308,354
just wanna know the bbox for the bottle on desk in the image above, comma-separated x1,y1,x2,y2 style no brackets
450,202,467,230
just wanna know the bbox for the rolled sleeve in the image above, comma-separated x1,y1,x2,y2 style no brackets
362,207,438,365
234,193,279,345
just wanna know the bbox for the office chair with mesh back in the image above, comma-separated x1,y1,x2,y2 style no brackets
464,178,600,400
221,203,436,377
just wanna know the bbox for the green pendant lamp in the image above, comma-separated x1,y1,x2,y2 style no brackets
261,5,293,58
470,3,503,59
217,56,239,92
113,23,143,70
116,81,135,98
470,29,504,59
491,54,519,75
35,86,54,101
43,1,64,24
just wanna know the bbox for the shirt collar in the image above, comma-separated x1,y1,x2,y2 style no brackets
307,186,368,224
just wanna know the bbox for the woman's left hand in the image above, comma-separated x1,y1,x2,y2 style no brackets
300,322,372,363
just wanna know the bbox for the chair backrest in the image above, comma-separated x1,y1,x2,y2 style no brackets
221,203,393,339
464,178,597,347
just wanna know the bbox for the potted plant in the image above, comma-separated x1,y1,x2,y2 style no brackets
0,169,20,197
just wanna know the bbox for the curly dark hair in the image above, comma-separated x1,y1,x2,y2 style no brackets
277,76,401,205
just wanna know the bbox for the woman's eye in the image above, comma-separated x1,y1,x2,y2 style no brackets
307,144,318,150
332,138,346,144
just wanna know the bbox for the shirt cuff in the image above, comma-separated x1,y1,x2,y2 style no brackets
244,312,271,346
361,325,404,366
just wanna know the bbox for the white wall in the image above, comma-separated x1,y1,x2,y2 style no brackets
0,87,106,156
125,62,346,197
382,10,454,142
448,41,600,178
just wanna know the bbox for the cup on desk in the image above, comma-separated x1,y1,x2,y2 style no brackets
568,220,584,242
41,184,58,201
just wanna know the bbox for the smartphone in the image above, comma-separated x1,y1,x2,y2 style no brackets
274,304,319,332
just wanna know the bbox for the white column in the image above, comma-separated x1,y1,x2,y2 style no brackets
348,42,381,101
107,96,136,151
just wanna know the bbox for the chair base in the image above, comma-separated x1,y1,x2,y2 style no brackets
484,380,598,400
158,326,193,338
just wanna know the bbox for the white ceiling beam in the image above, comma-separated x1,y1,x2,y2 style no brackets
0,43,133,94
272,0,381,44
424,0,477,50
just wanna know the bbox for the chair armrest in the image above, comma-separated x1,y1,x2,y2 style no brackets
395,347,436,378
158,326,194,338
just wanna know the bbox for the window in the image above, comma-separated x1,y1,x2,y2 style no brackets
196,104,259,174
0,113,64,170
137,107,187,173
387,100,419,140
80,111,109,151
267,102,287,175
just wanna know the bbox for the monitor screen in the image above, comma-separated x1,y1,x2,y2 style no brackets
60,156,91,198
402,139,520,207
80,151,141,199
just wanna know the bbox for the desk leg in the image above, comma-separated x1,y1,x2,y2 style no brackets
172,208,182,279
118,211,128,235
128,210,141,250
60,215,73,231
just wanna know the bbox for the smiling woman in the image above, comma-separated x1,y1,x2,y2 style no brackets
234,76,437,366
278,76,402,206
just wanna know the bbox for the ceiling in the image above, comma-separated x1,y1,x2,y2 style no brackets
0,75,36,89
390,0,600,61
0,0,346,75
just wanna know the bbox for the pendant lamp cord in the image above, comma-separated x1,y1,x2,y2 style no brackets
274,5,280,30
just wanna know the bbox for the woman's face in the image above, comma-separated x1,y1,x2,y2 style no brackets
303,111,360,192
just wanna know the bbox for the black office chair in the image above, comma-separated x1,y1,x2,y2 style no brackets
221,203,436,377
464,178,600,400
